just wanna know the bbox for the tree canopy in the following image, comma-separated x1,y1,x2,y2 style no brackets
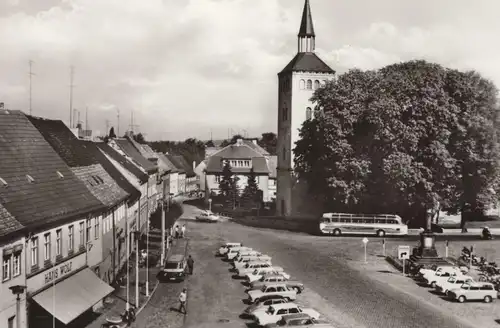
150,138,206,167
219,133,277,155
241,168,261,208
294,60,500,226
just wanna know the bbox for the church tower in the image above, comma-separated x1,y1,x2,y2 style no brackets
276,0,335,217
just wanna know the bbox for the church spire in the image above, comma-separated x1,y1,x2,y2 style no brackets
297,0,315,53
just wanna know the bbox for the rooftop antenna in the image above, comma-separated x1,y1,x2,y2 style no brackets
85,106,89,130
69,66,75,127
116,108,120,136
28,60,35,115
129,110,140,134
105,119,110,135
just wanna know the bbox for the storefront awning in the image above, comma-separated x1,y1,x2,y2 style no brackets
32,268,114,325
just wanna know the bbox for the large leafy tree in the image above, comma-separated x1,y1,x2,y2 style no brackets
294,60,500,227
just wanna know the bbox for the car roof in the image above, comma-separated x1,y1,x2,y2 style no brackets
281,313,312,320
270,302,298,310
262,274,285,279
247,261,270,265
223,242,241,246
263,282,288,287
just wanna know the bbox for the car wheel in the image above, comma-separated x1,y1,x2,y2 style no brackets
254,298,259,304
376,229,386,237
430,281,436,288
284,297,291,302
484,295,493,303
294,287,301,294
457,295,466,303
333,229,341,236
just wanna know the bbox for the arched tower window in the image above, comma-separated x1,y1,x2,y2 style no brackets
306,107,312,120
306,80,312,90
314,80,320,89
299,79,305,90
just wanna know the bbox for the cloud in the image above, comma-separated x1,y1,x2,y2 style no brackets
1,0,500,140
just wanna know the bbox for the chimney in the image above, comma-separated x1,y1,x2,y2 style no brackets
236,138,243,146
252,139,257,145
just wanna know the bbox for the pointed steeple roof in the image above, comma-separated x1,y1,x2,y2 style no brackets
298,0,315,37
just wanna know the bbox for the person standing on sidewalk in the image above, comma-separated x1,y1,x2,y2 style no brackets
181,224,186,238
187,255,194,275
175,225,179,239
178,288,187,314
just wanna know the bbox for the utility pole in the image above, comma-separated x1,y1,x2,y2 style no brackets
129,110,140,134
116,108,120,136
85,106,89,131
105,119,110,135
28,60,35,115
77,110,81,127
73,108,78,128
69,66,75,128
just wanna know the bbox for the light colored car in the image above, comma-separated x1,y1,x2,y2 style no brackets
233,250,263,262
447,282,497,303
265,313,335,328
252,303,320,326
234,255,272,269
421,266,460,284
248,283,298,304
419,265,462,279
237,262,284,278
251,274,289,288
226,246,253,260
247,268,291,283
217,242,242,256
195,210,220,222
424,270,459,288
251,277,304,294
243,297,291,317
435,276,474,295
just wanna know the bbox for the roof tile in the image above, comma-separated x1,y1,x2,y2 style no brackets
97,143,149,183
115,138,158,174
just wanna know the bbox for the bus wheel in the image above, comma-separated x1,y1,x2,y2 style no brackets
333,229,341,236
376,230,386,237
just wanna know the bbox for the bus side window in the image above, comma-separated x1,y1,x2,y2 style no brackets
331,218,338,223
389,219,396,224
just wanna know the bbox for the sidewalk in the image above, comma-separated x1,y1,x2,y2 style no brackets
408,228,500,235
85,228,166,328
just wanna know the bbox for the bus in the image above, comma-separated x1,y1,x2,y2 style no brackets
319,213,408,237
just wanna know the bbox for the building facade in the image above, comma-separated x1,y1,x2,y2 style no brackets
276,0,336,216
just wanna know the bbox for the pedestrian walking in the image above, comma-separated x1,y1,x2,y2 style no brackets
178,288,187,314
175,225,179,239
181,224,186,238
187,255,194,275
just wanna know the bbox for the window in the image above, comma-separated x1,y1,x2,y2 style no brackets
306,79,312,90
31,237,38,267
43,233,51,261
12,253,20,277
56,229,62,256
314,80,320,89
299,79,305,89
86,219,91,243
95,218,99,240
2,257,10,281
68,225,74,252
79,222,85,247
306,107,312,120
322,80,327,86
8,316,14,328
215,175,221,183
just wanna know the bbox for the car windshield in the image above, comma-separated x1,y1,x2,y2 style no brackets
164,262,179,269
267,306,275,315
447,277,456,283
261,286,267,292
461,284,471,290
253,269,259,274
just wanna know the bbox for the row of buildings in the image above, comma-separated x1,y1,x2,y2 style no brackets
0,110,198,328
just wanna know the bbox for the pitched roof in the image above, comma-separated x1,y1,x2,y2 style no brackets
165,154,185,174
205,156,270,174
96,143,149,184
28,116,132,207
172,155,195,177
298,0,315,37
0,110,105,231
0,203,23,238
212,143,264,159
157,154,179,173
279,52,334,75
267,156,278,179
114,138,158,174
243,140,270,156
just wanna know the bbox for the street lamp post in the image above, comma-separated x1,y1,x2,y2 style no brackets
160,201,166,266
133,230,140,308
10,285,26,328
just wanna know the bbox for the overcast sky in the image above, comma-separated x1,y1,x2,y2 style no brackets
0,0,498,141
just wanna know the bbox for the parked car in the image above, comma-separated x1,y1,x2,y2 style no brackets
226,246,254,260
247,283,298,303
421,266,461,284
196,210,220,222
233,250,263,262
252,303,320,326
265,313,335,328
246,268,291,283
243,297,291,318
424,270,460,288
447,282,497,303
250,275,304,294
238,262,284,278
234,255,272,270
418,265,461,279
435,276,474,295
217,242,242,256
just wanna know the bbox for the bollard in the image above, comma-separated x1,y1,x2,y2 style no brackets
445,240,449,258
382,238,386,257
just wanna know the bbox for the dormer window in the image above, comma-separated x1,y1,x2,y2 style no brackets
0,177,7,187
26,175,35,183
56,171,64,178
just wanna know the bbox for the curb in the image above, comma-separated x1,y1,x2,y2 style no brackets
137,279,160,315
